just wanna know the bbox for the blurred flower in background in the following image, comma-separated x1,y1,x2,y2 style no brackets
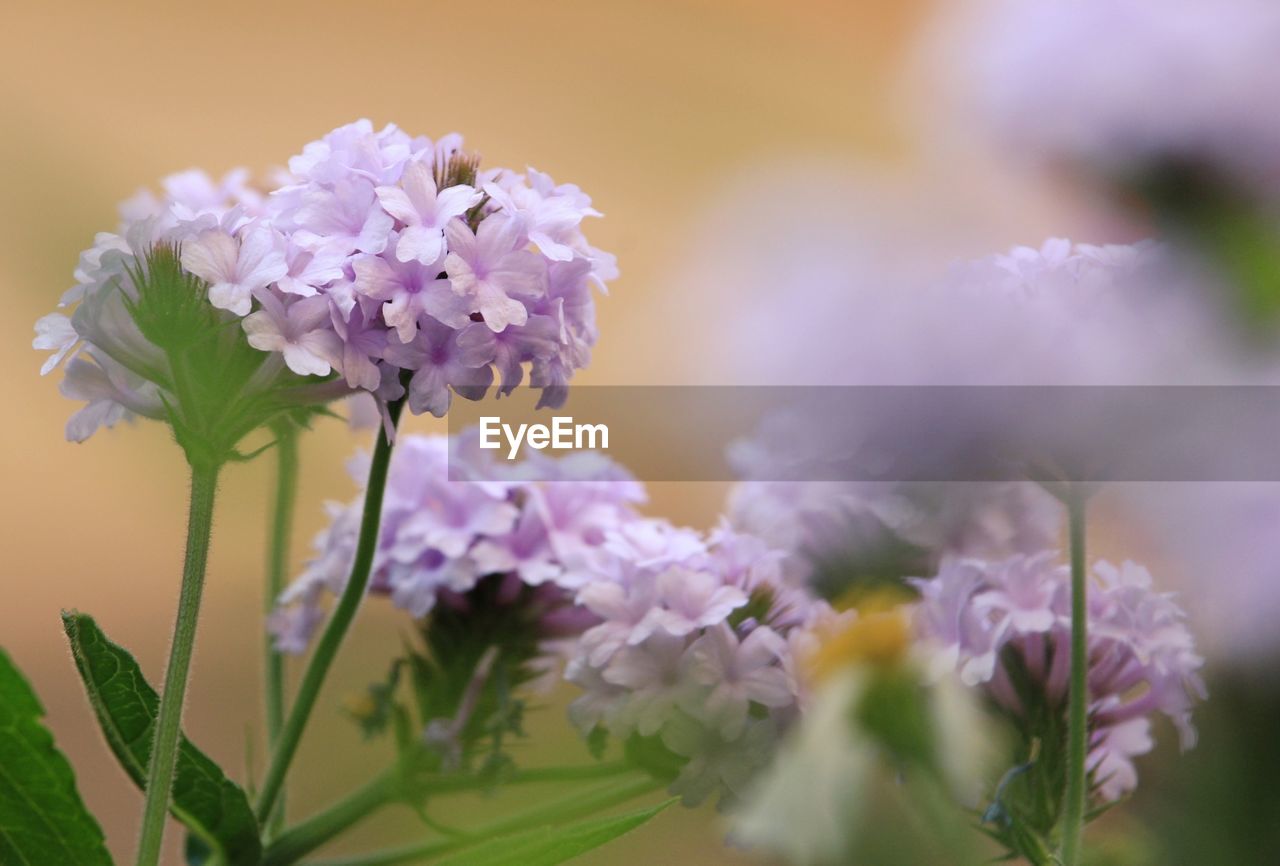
675,73,1280,856
934,0,1280,203
734,596,993,866
566,519,822,807
914,555,1204,799
725,473,1060,603
921,0,1280,334
711,233,1274,388
687,157,1280,680
905,1,1280,693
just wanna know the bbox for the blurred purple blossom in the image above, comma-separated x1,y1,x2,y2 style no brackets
935,0,1280,198
565,517,833,807
913,553,1205,801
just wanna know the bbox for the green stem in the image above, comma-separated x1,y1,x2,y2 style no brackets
263,771,396,866
134,461,222,866
256,400,406,824
262,762,635,866
307,775,661,866
1060,490,1089,866
265,424,300,836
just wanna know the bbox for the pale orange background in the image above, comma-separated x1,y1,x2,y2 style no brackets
0,1,1020,862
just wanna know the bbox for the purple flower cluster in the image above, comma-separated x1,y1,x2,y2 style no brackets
903,238,1243,387
566,523,826,806
35,120,614,440
33,170,268,440
913,553,1205,801
274,427,831,807
255,120,613,415
269,432,645,654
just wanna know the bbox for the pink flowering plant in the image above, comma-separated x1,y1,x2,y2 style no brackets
1,104,1245,866
16,120,625,866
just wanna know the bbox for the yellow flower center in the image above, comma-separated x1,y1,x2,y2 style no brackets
810,590,913,682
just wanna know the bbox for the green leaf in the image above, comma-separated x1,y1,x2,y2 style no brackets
0,647,114,866
433,799,673,866
184,834,214,866
61,612,261,866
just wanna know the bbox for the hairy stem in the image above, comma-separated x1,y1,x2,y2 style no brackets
134,461,221,866
306,775,662,866
264,424,299,836
256,400,406,823
1060,490,1089,866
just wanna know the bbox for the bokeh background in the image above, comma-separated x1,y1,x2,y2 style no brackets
0,1,1190,863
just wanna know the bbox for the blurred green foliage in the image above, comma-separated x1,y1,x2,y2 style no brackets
1139,665,1280,866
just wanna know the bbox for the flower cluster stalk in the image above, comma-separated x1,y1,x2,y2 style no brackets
134,461,222,866
264,424,299,836
1060,491,1089,866
256,398,406,824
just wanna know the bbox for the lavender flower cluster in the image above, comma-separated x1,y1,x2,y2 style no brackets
35,120,614,441
269,432,644,653
566,522,828,806
913,554,1206,801
272,430,839,807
